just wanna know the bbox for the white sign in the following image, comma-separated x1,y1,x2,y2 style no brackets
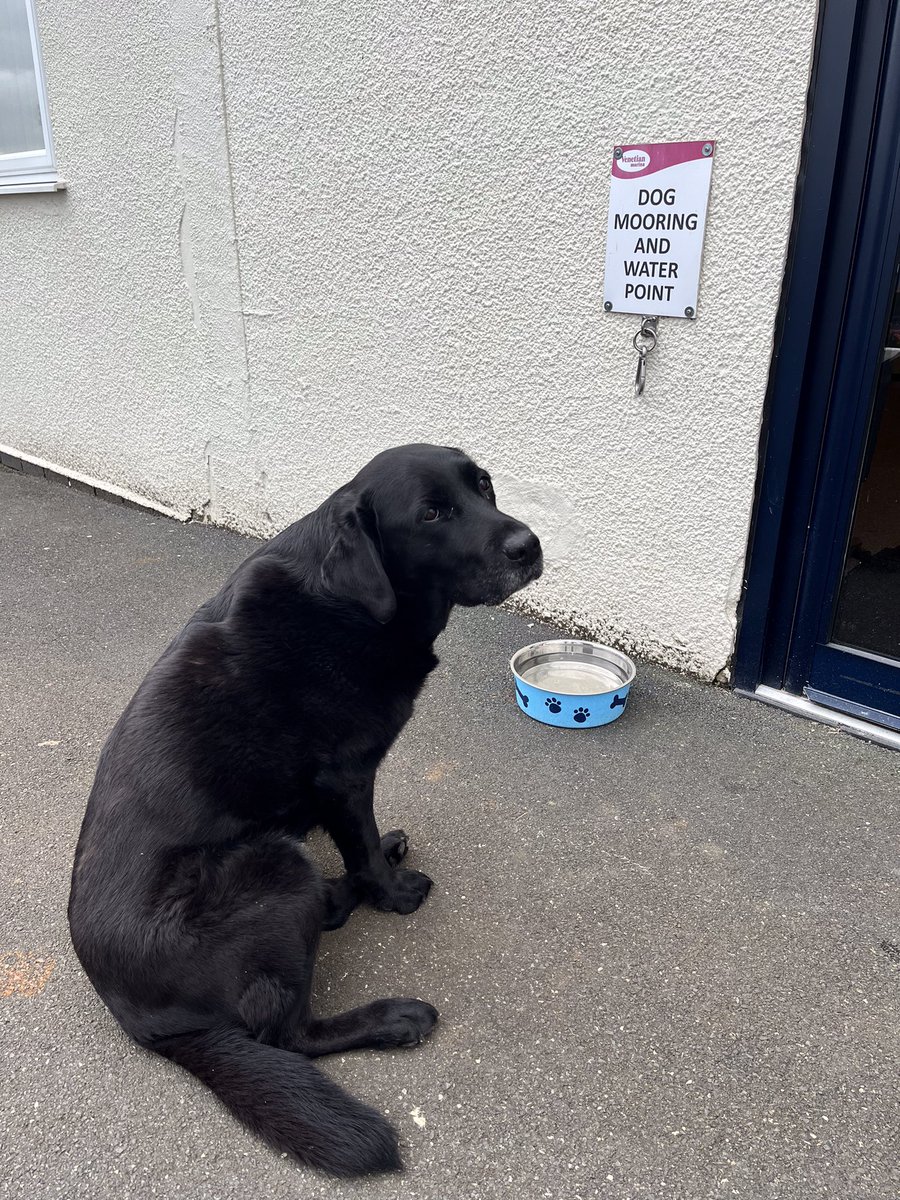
603,140,715,319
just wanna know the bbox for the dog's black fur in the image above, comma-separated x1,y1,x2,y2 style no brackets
68,444,542,1176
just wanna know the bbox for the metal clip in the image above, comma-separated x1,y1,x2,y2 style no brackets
634,349,647,398
633,316,659,398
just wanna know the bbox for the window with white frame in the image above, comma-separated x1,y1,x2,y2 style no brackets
0,0,61,192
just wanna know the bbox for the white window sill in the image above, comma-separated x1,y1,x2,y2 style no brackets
0,172,67,195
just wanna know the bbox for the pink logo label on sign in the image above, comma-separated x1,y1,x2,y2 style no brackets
618,148,651,173
612,140,714,180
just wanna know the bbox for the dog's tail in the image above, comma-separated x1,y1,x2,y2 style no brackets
154,1026,401,1176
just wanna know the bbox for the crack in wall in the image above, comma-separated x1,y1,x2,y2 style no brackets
173,106,201,329
211,0,256,522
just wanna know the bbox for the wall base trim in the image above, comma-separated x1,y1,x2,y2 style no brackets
0,442,190,522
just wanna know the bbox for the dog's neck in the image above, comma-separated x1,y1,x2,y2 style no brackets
390,587,453,647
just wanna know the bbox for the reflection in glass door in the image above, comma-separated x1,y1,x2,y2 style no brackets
832,271,900,661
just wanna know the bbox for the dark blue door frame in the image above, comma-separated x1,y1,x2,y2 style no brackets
734,0,900,728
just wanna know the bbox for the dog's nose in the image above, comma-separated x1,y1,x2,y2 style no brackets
503,528,541,564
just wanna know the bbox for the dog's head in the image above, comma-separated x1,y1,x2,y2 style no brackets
321,444,543,624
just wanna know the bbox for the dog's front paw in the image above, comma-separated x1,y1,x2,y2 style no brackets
371,868,433,914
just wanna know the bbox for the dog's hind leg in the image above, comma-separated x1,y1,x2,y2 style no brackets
231,915,438,1058
379,829,409,866
289,998,438,1057
321,876,361,930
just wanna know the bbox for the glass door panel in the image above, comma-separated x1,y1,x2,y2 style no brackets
832,269,900,661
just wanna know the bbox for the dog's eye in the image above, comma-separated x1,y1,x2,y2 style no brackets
423,507,440,523
478,476,492,494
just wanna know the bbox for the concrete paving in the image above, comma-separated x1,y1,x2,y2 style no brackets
1,465,898,1200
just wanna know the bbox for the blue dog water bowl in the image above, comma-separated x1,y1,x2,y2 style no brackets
510,639,636,729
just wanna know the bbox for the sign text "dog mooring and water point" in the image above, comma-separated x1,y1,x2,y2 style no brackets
603,140,715,319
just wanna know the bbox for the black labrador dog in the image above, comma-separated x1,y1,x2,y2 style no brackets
68,444,542,1176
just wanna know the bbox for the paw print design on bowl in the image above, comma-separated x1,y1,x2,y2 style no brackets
572,706,590,724
544,697,562,714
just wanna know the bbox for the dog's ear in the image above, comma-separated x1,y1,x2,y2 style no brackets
320,495,396,624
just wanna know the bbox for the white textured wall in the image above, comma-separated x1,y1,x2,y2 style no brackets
0,0,817,678
0,0,257,524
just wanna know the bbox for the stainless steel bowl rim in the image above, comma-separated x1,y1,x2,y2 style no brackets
510,639,637,696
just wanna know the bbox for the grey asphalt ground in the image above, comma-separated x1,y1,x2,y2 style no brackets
1,465,898,1200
